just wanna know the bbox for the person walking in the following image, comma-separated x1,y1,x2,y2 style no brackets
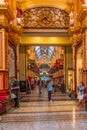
60,80,66,93
77,82,85,109
38,79,42,94
11,77,20,108
47,79,54,102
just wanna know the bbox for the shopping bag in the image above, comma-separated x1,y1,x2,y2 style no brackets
11,93,16,99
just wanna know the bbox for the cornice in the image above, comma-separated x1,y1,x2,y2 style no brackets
0,5,14,22
77,6,87,22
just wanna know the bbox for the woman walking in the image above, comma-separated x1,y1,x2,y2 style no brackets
47,79,54,102
77,82,85,109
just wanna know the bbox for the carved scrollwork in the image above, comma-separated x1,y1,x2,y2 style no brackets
22,7,69,28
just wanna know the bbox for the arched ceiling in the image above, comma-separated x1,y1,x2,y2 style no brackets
16,0,73,44
17,0,73,12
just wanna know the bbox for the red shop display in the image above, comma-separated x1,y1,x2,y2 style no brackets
0,96,7,114
28,77,35,90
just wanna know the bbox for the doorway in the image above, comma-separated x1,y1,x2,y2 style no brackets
19,45,73,101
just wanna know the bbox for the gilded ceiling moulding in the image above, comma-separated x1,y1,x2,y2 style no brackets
21,6,69,29
0,5,14,22
77,6,87,29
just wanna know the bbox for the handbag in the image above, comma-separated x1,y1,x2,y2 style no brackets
11,93,16,99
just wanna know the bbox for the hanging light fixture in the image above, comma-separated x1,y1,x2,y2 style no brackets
16,3,22,25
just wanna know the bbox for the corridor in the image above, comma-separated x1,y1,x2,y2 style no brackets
0,91,87,130
1,0,87,130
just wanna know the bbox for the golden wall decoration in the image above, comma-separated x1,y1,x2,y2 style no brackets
0,73,4,90
22,7,69,28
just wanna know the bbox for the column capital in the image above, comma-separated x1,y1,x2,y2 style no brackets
8,25,22,44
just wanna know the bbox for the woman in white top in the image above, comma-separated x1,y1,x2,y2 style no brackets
77,82,85,109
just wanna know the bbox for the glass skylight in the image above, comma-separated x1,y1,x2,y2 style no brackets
35,46,55,59
35,46,40,51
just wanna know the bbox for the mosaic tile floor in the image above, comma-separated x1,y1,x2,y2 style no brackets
0,90,87,130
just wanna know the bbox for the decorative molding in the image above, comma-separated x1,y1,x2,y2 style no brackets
9,26,22,35
77,5,87,22
77,6,87,29
22,7,69,29
68,26,75,36
8,26,22,44
0,5,14,21
82,33,86,70
0,5,14,28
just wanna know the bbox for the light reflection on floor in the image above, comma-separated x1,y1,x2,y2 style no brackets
0,120,87,130
0,91,87,130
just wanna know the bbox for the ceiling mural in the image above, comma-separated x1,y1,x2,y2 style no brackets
22,7,69,28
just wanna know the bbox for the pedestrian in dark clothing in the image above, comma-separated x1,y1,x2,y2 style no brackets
60,80,65,93
12,77,20,108
47,79,54,102
38,79,42,94
68,89,72,99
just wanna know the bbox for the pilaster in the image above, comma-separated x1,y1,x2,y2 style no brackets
77,5,87,86
0,5,14,114
0,29,8,96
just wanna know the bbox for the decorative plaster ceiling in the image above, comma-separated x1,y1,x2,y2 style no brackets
17,0,73,36
22,6,69,28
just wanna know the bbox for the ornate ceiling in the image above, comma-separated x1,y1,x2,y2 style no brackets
17,0,73,12
17,0,72,68
15,0,74,37
22,6,69,28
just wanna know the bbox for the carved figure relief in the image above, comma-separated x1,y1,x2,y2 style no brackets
22,7,69,28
